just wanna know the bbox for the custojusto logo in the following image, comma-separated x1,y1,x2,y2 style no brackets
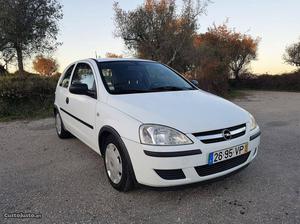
3,212,42,219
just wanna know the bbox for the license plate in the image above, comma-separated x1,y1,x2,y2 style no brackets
208,143,248,165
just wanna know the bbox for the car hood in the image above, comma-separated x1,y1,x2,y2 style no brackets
107,90,250,133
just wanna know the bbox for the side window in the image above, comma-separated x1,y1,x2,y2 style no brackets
60,64,74,88
71,63,97,98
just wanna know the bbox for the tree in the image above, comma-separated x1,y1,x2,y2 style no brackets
197,24,259,80
227,32,259,80
284,38,300,67
0,0,63,77
191,31,232,94
105,52,123,58
32,55,58,76
186,23,259,94
113,0,209,72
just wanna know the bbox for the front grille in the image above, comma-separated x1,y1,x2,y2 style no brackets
154,169,186,180
193,123,246,144
195,152,250,176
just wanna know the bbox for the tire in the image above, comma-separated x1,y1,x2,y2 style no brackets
55,111,71,139
103,134,134,191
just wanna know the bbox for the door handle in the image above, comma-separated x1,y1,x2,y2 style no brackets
66,97,69,104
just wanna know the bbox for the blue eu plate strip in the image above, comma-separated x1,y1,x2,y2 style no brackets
208,153,214,165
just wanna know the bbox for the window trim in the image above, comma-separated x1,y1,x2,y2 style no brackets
59,64,75,88
69,62,98,99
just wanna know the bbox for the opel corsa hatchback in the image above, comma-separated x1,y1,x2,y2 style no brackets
54,58,261,191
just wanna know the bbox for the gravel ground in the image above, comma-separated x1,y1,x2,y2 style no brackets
0,90,299,224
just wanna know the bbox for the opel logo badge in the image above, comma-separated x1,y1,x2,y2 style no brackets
222,129,232,140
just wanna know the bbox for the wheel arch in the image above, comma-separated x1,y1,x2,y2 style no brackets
53,104,59,116
98,125,137,183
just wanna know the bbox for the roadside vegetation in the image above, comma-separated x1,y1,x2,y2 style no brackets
230,70,300,92
0,73,58,121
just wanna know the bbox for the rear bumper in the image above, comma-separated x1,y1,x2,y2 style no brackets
123,128,260,187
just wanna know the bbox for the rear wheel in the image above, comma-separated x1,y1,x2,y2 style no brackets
103,135,134,191
55,111,71,139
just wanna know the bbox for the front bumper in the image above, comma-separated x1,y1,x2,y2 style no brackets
123,127,261,187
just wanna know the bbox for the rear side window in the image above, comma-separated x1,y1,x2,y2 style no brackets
60,64,74,88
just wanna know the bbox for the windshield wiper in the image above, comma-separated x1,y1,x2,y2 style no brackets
113,86,194,94
149,86,193,91
113,89,150,94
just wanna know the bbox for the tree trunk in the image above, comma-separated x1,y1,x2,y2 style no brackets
234,70,240,81
16,46,24,78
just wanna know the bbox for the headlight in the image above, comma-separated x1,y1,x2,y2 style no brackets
139,124,193,145
249,114,257,131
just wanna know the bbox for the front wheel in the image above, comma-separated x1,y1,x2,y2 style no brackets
103,135,134,191
55,111,71,139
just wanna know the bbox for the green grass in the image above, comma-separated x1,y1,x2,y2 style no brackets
0,108,53,122
0,99,54,122
0,74,58,122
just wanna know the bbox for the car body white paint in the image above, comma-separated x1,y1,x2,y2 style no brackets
55,58,261,187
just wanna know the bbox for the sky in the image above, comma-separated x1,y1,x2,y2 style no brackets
51,0,300,74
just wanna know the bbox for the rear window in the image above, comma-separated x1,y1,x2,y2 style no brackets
60,64,74,88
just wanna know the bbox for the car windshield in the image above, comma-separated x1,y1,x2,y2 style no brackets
97,61,196,94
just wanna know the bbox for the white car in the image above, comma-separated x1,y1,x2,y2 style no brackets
54,58,261,191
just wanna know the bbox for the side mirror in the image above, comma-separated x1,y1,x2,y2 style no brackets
191,80,199,87
69,83,88,95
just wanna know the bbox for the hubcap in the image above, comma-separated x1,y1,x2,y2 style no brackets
105,143,122,184
55,113,62,135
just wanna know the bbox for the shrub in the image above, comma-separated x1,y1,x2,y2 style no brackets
184,64,229,96
229,71,300,92
0,74,59,119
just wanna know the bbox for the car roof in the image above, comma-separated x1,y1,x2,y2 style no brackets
64,58,157,72
93,58,155,63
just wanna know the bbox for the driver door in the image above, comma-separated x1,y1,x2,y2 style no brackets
67,62,98,150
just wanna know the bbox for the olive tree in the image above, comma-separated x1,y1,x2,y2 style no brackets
0,0,63,77
197,24,259,80
113,0,209,72
284,38,300,67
